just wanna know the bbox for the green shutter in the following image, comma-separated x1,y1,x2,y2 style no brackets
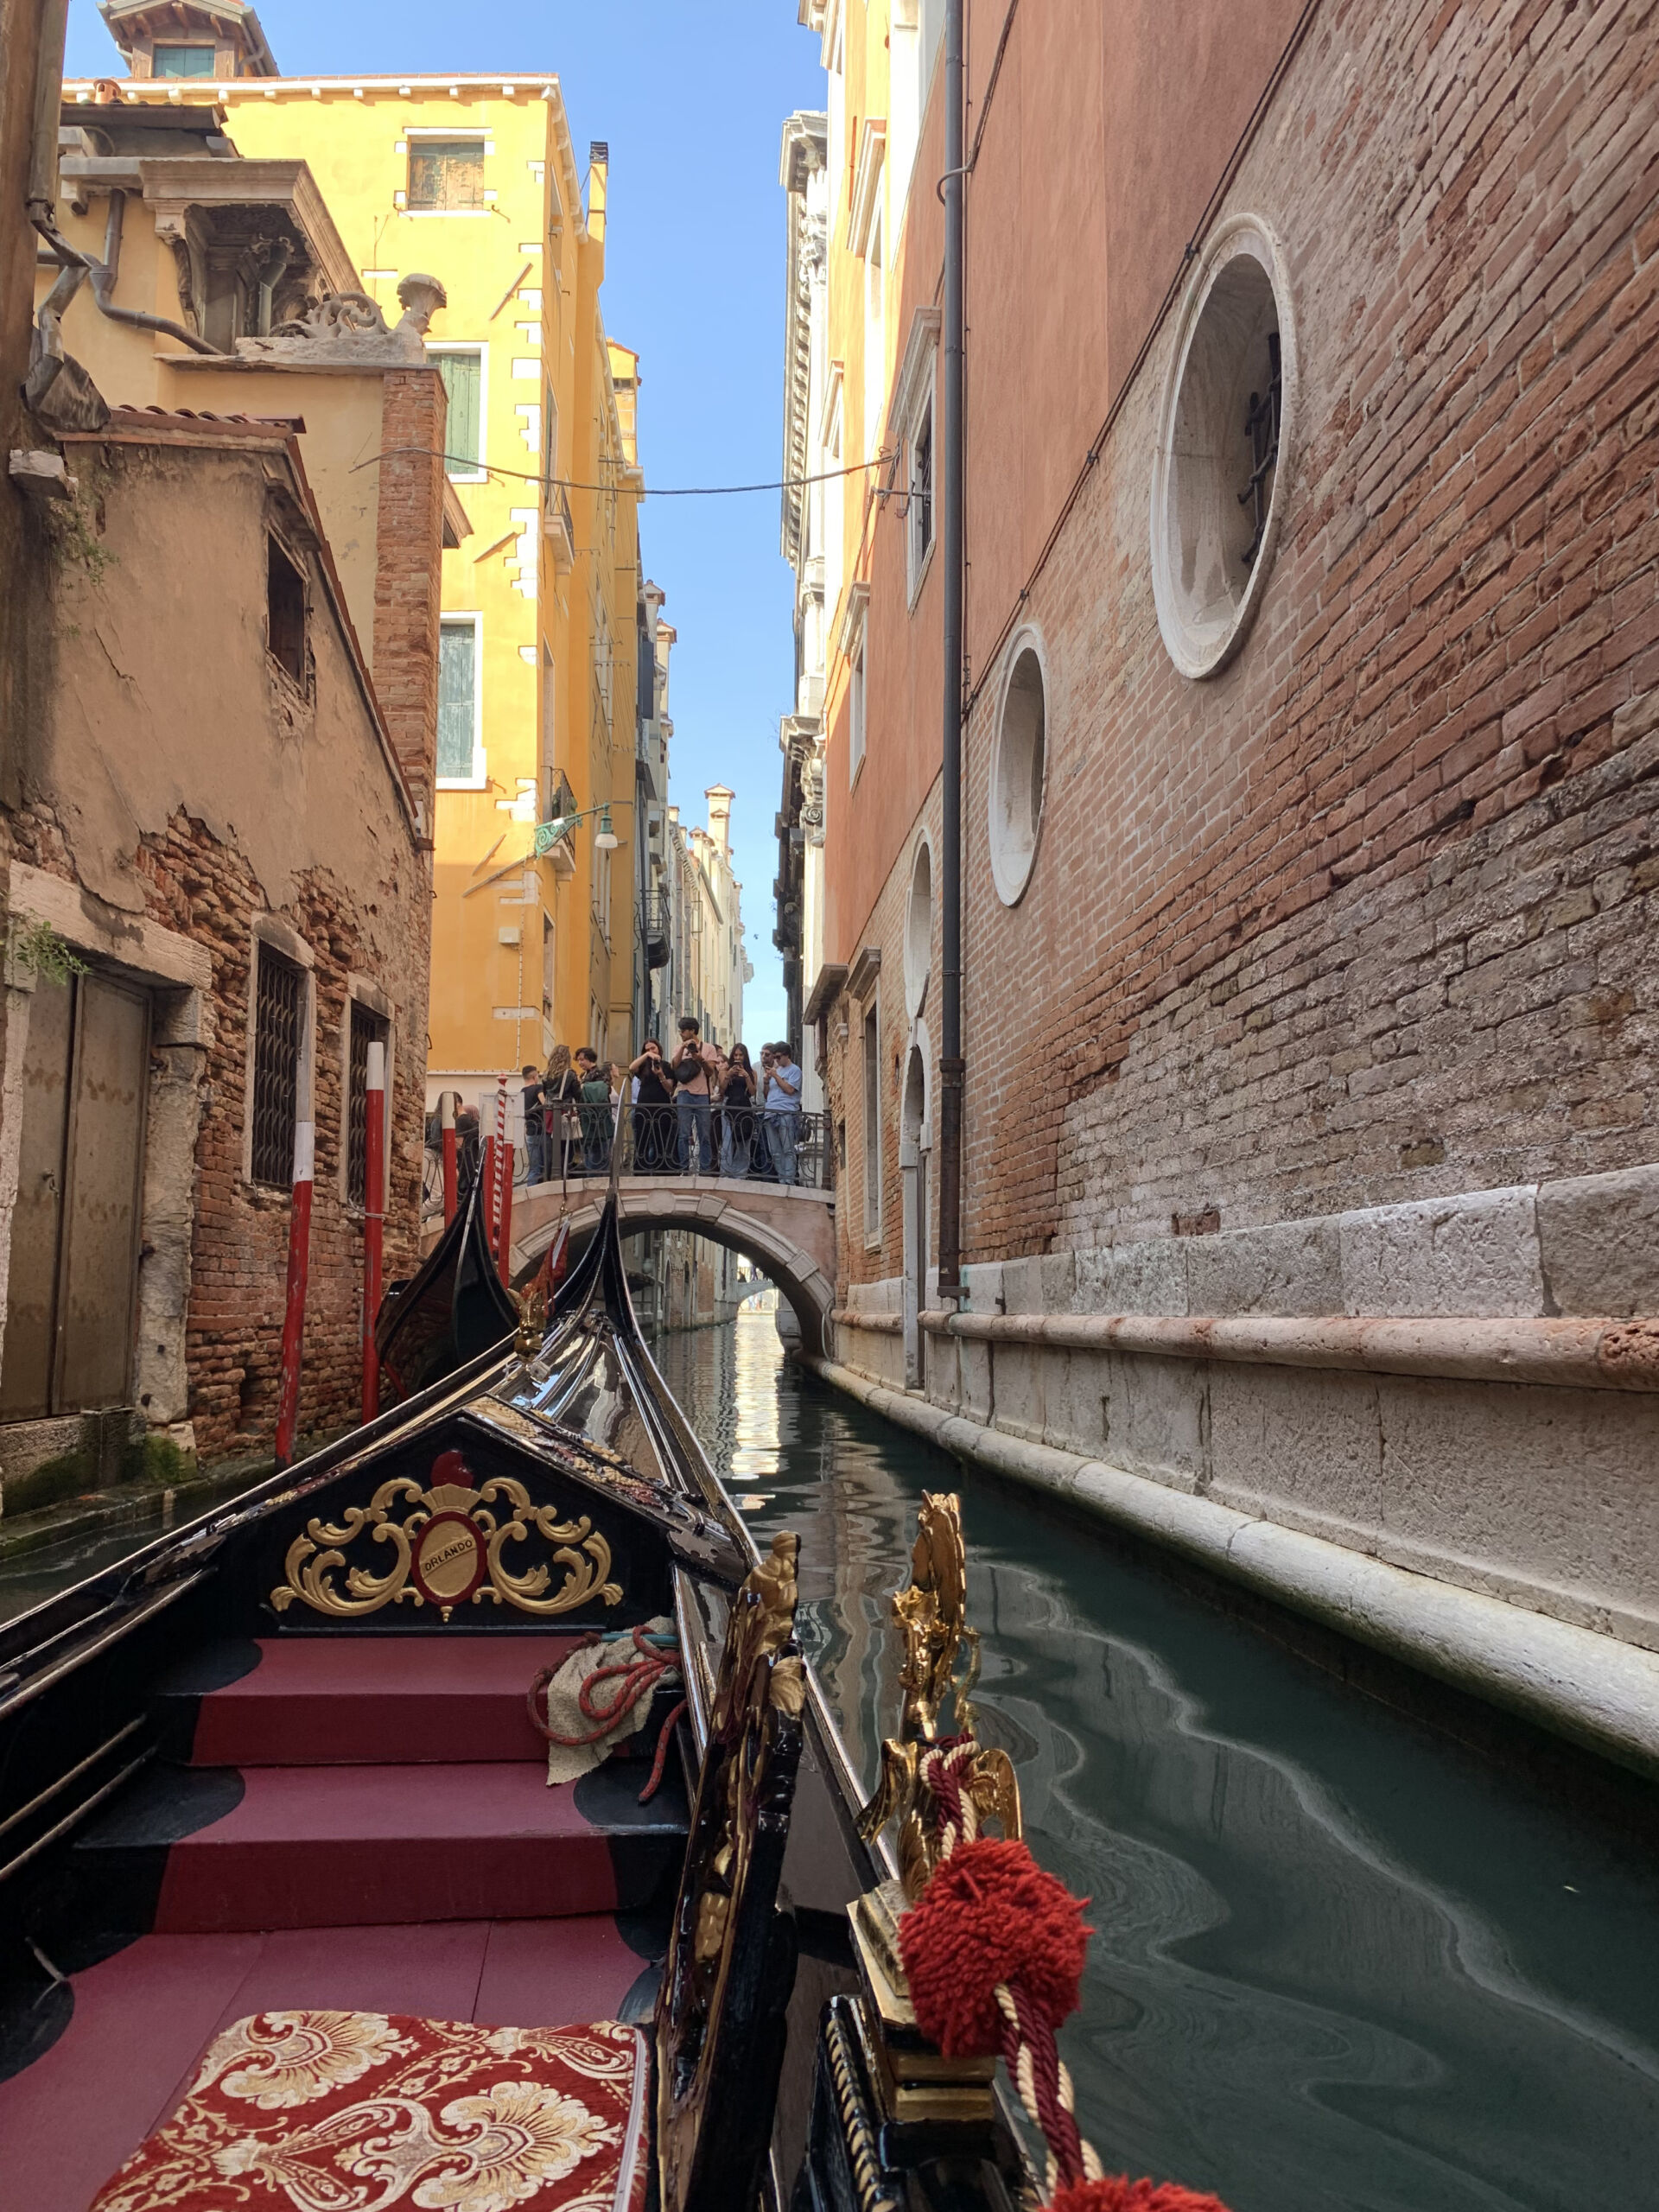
437,352,482,474
155,44,216,75
437,623,477,780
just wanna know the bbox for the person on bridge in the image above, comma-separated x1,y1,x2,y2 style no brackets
542,1045,582,1180
520,1065,546,1185
575,1047,613,1173
764,1040,803,1185
628,1038,674,1168
670,1017,718,1173
720,1044,758,1178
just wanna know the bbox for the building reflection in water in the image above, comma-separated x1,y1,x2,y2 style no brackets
652,1304,1659,2212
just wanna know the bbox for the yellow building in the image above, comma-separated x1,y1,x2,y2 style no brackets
86,3,645,1108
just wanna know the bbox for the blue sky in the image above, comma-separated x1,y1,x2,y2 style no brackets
64,0,822,1048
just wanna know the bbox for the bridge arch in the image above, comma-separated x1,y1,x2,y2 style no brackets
511,1179,836,1359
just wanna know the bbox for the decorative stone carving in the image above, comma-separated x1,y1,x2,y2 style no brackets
237,271,448,365
801,754,825,848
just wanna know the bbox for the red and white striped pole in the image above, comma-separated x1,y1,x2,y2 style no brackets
491,1071,509,1258
440,1088,458,1227
361,1039,385,1421
273,1111,315,1471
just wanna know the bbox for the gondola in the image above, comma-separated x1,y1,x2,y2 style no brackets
0,1192,1082,2212
373,1172,522,1406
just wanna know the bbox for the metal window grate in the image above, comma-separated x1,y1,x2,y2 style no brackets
251,945,303,1188
346,1000,391,1208
1239,329,1282,569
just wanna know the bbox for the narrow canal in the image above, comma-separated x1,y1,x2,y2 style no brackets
653,1308,1659,2212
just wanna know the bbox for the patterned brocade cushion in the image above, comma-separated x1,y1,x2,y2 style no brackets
90,2010,651,2212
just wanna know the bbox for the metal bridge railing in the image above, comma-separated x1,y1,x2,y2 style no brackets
424,1100,832,1217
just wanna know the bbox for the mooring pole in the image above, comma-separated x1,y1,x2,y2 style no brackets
937,0,967,1306
492,1071,509,1257
274,1111,315,1470
440,1088,458,1226
497,1142,516,1289
361,1040,385,1421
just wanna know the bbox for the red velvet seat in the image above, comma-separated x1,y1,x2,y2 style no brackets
91,2008,650,2212
87,1532,805,2212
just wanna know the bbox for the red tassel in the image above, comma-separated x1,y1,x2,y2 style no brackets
1046,2181,1234,2212
897,1835,1092,2058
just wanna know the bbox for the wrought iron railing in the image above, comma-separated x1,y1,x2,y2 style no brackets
425,1100,833,1214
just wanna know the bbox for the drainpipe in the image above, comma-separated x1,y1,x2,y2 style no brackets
23,0,88,410
79,191,224,356
936,0,967,1306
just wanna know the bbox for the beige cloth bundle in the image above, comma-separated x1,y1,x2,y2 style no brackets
541,1616,679,1785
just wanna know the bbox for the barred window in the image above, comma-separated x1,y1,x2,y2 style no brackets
346,1000,391,1208
251,944,304,1187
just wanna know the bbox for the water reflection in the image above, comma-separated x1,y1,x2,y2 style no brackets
653,1312,1659,2212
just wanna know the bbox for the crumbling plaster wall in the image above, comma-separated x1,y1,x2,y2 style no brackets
3,439,429,1461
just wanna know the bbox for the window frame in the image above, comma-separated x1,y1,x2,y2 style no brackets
426,341,488,482
861,994,882,1248
340,980,394,1214
152,43,217,77
404,132,489,215
436,611,486,790
242,918,315,1193
906,379,935,607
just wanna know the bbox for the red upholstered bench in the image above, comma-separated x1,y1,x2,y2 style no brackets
89,1535,806,2212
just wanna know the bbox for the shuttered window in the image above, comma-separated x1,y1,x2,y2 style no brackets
437,620,479,781
155,44,215,75
435,351,483,475
251,944,304,1189
408,139,485,211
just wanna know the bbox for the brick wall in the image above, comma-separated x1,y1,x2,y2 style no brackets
372,368,447,826
825,0,1659,1285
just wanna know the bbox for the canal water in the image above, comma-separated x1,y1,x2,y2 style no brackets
652,1309,1659,2212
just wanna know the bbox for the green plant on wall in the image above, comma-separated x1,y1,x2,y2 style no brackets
8,918,88,989
43,483,116,587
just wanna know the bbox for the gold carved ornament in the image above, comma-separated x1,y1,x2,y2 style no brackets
270,1447,622,1624
655,1532,804,2212
857,1491,1021,1902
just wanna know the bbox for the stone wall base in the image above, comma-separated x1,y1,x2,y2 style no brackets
807,1351,1659,1785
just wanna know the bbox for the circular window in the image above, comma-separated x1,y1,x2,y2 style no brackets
1150,215,1297,679
903,837,932,1018
988,632,1046,906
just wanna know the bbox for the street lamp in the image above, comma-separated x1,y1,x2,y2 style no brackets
533,802,620,856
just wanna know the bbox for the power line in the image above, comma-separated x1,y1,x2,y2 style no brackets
349,448,893,496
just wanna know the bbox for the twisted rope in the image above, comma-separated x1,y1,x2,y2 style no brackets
528,1628,684,1803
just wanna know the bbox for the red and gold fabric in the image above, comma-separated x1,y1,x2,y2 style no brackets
91,2009,651,2212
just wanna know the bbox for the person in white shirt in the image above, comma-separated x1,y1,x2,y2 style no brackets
762,1040,803,1186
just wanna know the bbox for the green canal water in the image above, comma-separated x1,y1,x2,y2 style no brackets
652,1309,1659,2212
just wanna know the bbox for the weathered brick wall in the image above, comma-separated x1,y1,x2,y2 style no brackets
13,429,434,1463
936,0,1659,1268
372,368,446,827
11,802,429,1460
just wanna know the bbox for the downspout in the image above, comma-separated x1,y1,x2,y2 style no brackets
936,0,967,1306
80,191,224,355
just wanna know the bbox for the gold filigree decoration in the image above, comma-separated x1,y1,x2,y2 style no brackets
857,1491,1022,1901
511,1284,548,1357
656,1532,804,2212
270,1450,623,1624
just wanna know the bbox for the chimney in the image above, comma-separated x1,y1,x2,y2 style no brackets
587,140,608,245
705,785,734,857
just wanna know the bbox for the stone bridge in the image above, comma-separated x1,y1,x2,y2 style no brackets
511,1175,836,1357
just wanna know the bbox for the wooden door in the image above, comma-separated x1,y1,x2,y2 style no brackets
0,972,149,1419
